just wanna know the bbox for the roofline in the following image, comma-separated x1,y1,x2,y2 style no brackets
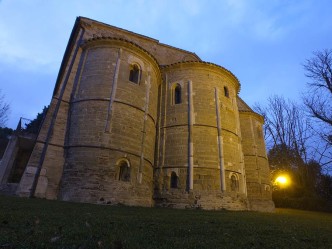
237,96,254,112
53,16,82,96
162,60,241,92
81,36,162,82
239,110,265,123
236,96,265,122
78,16,201,61
80,16,159,42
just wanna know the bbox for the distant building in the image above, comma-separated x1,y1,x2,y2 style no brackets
0,17,274,211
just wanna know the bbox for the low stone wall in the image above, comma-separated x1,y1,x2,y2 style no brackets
248,199,275,212
154,190,248,211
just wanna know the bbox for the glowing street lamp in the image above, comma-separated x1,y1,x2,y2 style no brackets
274,175,290,188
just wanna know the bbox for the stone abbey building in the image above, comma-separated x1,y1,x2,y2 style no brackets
0,17,274,211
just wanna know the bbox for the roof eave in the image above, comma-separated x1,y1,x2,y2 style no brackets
52,16,82,96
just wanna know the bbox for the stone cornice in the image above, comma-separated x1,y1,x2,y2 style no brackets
239,110,265,123
161,61,241,93
81,36,162,82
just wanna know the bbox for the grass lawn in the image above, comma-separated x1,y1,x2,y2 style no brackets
0,195,331,249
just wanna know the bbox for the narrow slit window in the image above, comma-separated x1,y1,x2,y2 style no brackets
231,174,239,192
174,84,182,104
129,64,140,84
170,171,178,188
118,161,130,182
224,86,229,98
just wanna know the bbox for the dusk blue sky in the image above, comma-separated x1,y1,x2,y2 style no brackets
1,0,332,128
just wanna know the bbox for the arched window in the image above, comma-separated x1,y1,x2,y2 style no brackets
174,84,181,104
170,171,178,188
224,86,229,98
129,64,141,84
230,174,239,192
118,160,130,182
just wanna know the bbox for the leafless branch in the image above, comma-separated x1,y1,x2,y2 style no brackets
0,89,10,127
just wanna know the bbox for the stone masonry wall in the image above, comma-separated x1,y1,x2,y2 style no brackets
155,62,248,210
59,40,160,206
155,189,248,211
239,112,274,211
13,17,274,211
16,28,85,199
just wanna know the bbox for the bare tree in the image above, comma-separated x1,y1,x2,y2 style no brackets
303,49,332,172
254,95,313,164
303,49,332,139
254,95,330,199
0,89,10,127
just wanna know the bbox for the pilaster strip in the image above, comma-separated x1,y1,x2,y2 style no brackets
105,48,122,132
215,87,226,191
188,80,194,191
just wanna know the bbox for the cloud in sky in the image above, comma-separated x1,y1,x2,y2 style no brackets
0,0,313,66
0,2,67,72
0,0,332,128
222,0,313,42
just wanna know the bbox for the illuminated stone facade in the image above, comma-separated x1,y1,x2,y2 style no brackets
14,17,274,211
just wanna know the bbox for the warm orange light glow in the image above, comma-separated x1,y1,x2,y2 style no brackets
276,176,287,184
275,175,290,187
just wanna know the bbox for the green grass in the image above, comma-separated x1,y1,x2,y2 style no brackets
0,195,331,249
